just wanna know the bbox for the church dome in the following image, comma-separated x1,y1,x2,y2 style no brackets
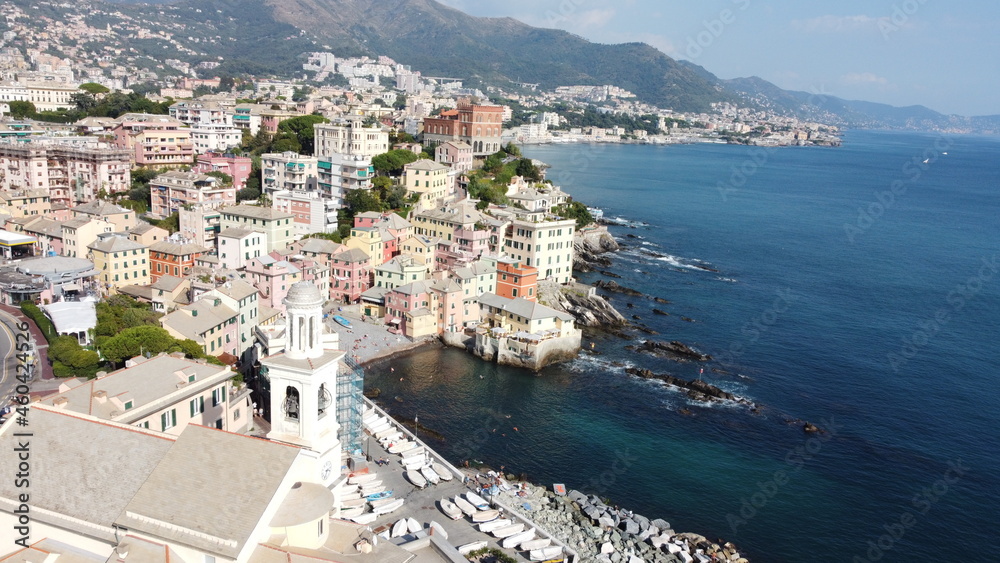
284,281,324,309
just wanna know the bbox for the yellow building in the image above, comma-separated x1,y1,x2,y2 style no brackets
344,226,386,267
88,235,150,295
402,159,451,212
0,188,51,218
62,216,115,258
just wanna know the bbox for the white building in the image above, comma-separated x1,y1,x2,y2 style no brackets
261,151,318,194
313,115,389,158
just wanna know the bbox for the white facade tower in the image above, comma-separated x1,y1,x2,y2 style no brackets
263,282,345,487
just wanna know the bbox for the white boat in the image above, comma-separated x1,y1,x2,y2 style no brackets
401,445,426,459
339,506,365,519
520,538,552,551
376,427,401,440
406,517,421,534
358,480,383,491
471,509,500,523
348,473,378,485
478,518,511,533
372,498,404,515
388,441,416,454
432,462,453,481
439,498,462,520
457,541,488,555
391,518,408,538
406,470,427,489
492,523,525,538
342,498,366,508
368,421,392,434
402,454,426,467
465,491,490,510
420,465,441,485
341,491,362,501
370,496,398,509
359,485,385,495
529,546,563,561
453,495,477,517
502,528,536,549
350,512,378,525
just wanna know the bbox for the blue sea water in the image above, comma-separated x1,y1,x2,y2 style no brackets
365,131,1000,562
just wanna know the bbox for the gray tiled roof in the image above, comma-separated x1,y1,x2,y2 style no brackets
39,355,231,422
88,235,146,253
479,292,573,322
0,408,174,541
115,425,302,559
221,204,293,221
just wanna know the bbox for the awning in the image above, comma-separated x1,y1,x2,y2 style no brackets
62,283,81,292
388,318,401,324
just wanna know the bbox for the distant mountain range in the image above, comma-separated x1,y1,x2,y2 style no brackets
77,0,1000,132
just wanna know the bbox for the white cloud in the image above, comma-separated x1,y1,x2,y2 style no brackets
574,8,616,29
841,72,889,86
792,15,878,33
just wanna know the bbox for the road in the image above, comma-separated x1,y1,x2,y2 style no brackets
0,309,19,408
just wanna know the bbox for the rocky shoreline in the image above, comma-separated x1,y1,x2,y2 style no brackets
500,481,750,563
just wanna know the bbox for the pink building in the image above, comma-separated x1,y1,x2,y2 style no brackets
435,140,474,173
383,278,469,338
111,113,194,168
437,225,491,269
329,248,371,304
245,254,302,310
149,171,235,219
194,152,253,190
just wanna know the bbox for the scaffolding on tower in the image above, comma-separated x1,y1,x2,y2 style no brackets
338,355,365,454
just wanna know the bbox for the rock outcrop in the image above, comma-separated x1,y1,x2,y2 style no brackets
575,225,620,272
626,367,753,406
540,281,627,328
630,340,712,361
502,483,749,563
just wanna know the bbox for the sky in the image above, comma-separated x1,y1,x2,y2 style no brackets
435,0,1000,116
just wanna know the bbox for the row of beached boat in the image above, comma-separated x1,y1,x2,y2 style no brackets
438,491,564,561
337,471,405,524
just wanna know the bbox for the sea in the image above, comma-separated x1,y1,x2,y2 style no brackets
364,131,1000,562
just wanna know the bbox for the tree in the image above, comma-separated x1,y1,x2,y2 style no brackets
237,187,261,201
503,142,522,157
8,101,36,119
270,133,301,154
372,149,419,176
552,200,595,230
79,82,110,95
205,171,233,186
515,158,542,182
100,326,179,366
393,94,407,110
277,114,329,154
344,189,383,214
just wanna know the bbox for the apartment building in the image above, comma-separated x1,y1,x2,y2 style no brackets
261,151,318,194
88,235,150,295
149,170,235,219
313,114,389,158
271,189,338,236
219,204,295,253
0,141,131,205
422,102,505,156
402,159,452,212
111,113,194,168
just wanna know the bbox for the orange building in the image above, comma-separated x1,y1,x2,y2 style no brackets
149,239,209,282
496,258,538,302
422,102,505,156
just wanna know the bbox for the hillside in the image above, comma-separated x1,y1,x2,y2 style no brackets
260,0,732,113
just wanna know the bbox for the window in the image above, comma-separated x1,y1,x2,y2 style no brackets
234,408,240,420
124,400,133,410
190,396,205,416
212,386,227,407
160,409,177,431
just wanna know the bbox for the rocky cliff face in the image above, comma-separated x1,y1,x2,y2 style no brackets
540,281,627,328
574,226,620,272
